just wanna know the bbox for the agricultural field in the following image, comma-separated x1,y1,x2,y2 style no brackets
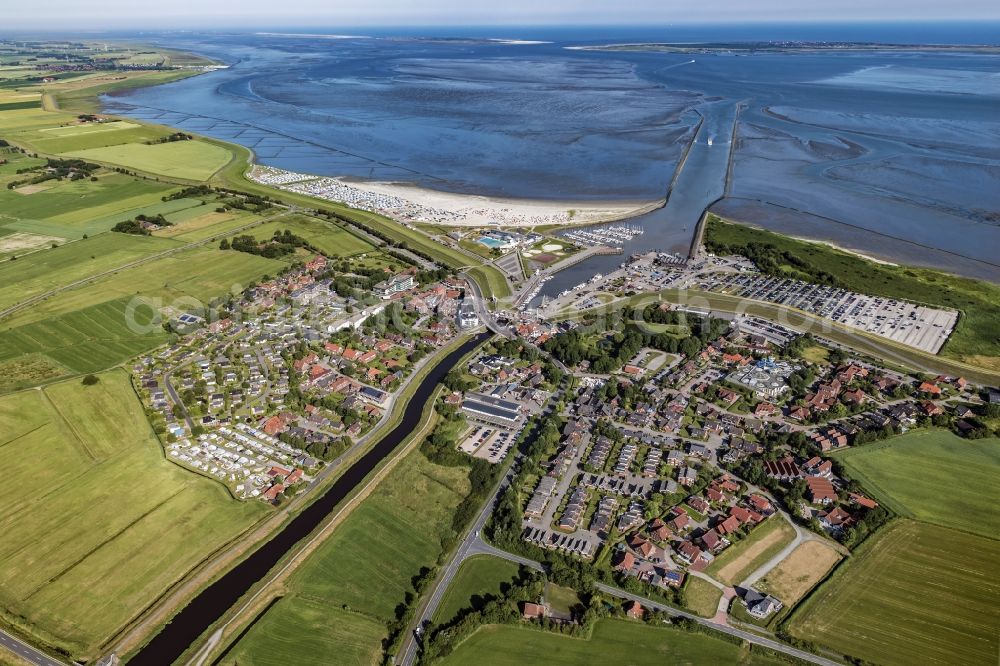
246,215,377,258
787,520,999,666
683,576,723,618
154,210,260,242
62,140,233,180
18,120,169,154
704,516,796,586
0,172,178,238
216,599,384,666
433,556,521,626
0,370,268,660
218,449,472,662
834,429,1000,538
1,245,285,329
438,618,787,666
0,232,181,312
756,541,841,605
0,297,171,390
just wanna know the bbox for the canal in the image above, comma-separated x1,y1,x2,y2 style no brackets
128,332,491,665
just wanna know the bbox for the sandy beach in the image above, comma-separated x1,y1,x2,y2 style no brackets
249,165,660,227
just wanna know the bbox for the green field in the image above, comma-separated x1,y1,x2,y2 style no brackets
0,370,267,660
247,215,377,258
834,430,1000,538
439,618,785,666
1,245,285,329
0,232,181,311
787,520,999,666
24,121,169,154
683,576,723,618
218,599,384,666
703,516,796,586
0,173,177,238
63,140,233,180
218,449,472,663
704,215,1000,368
433,556,521,626
0,297,170,389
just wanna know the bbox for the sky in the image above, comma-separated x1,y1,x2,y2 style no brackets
4,0,1000,30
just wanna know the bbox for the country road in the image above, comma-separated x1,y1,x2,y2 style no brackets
0,629,66,666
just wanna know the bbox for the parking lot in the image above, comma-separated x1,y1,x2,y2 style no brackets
698,272,957,354
458,424,516,463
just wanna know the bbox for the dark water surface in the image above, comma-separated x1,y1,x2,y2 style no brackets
105,25,1000,281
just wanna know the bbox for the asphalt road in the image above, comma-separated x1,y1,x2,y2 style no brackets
0,629,66,666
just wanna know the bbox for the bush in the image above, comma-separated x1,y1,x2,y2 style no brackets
81,374,100,386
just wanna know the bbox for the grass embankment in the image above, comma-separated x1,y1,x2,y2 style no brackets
704,215,1000,369
433,556,521,626
0,370,268,661
704,516,797,587
787,520,999,666
833,429,1000,539
437,618,787,666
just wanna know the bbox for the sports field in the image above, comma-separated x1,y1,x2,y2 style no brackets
438,618,787,666
62,140,233,180
704,516,796,586
787,520,999,666
834,430,1000,538
433,555,521,625
0,370,267,660
218,449,471,663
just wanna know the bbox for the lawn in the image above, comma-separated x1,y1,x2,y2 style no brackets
433,556,521,626
683,576,723,618
704,516,796,586
62,140,233,180
787,520,999,666
0,370,268,660
756,541,841,605
704,215,1000,368
219,449,472,662
438,618,786,666
834,429,1000,539
544,583,582,616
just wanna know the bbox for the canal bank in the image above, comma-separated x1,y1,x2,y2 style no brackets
127,332,491,666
